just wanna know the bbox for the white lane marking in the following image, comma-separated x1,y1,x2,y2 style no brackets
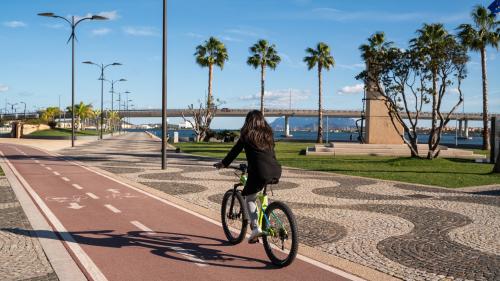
68,203,84,210
129,220,207,267
130,221,153,232
104,204,121,213
0,151,108,281
53,171,60,176
72,184,83,190
106,189,120,194
61,177,70,182
170,246,207,267
34,147,362,278
86,192,99,200
46,166,52,171
40,163,46,167
35,160,40,163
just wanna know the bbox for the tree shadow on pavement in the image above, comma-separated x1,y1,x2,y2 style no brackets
3,228,282,270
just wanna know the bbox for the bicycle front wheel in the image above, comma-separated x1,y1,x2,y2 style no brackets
263,201,298,267
221,189,248,244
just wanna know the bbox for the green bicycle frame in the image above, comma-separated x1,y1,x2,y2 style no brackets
239,171,286,235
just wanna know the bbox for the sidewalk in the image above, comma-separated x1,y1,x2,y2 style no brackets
56,132,499,281
0,175,58,281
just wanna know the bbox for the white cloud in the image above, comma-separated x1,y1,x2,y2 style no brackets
338,84,364,95
240,89,311,108
220,35,242,42
123,26,159,37
97,11,119,21
186,32,204,39
0,84,8,92
337,63,364,70
3,21,26,28
225,28,260,38
91,28,112,36
448,88,460,94
76,11,120,22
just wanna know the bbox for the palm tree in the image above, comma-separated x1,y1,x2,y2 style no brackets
359,32,392,63
107,111,120,132
410,23,451,159
304,42,335,144
67,102,93,131
457,5,499,151
194,37,229,109
247,39,281,114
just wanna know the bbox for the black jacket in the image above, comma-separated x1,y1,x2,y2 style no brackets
222,138,282,195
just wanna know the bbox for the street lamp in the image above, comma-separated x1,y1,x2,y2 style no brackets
104,79,126,134
162,0,168,170
7,103,17,114
83,61,122,139
20,102,26,120
116,90,130,133
38,12,108,147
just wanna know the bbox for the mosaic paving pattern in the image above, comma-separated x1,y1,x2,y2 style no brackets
59,132,500,281
0,178,58,281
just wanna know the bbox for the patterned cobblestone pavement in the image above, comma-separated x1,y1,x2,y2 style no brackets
59,133,500,281
0,177,58,281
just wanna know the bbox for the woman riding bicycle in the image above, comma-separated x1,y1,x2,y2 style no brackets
215,110,282,243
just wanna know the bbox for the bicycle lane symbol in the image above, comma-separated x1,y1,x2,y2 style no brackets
45,195,89,210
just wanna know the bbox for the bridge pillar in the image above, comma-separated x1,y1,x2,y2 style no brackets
458,120,463,137
464,119,469,139
365,65,404,144
284,115,292,137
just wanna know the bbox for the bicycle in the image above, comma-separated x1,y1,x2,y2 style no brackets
217,163,298,267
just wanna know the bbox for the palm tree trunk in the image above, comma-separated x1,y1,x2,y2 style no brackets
427,68,438,159
317,66,323,144
260,65,265,114
481,47,490,151
208,64,213,109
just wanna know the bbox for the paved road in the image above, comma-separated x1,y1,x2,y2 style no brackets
0,143,355,281
57,132,500,281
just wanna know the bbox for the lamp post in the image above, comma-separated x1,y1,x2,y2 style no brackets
20,102,26,120
162,0,168,170
116,91,130,133
83,61,122,139
38,12,108,147
7,103,17,114
104,79,126,134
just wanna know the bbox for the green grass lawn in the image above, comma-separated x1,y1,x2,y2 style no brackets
29,128,101,137
175,142,499,188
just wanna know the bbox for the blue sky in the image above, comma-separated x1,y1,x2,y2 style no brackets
0,0,499,128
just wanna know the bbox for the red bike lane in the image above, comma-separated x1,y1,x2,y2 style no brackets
1,143,358,281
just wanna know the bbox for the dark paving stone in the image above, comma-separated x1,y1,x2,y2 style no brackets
339,204,500,280
22,272,59,281
433,195,500,207
99,166,145,174
295,216,347,247
0,186,17,204
406,194,434,199
139,181,207,195
208,193,224,205
394,183,459,194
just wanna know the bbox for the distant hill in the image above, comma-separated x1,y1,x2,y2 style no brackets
270,117,356,130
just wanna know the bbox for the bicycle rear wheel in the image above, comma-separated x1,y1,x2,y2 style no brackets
221,189,248,244
262,201,298,267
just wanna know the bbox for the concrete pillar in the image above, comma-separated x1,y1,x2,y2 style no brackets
458,120,463,137
464,119,469,139
284,115,292,137
364,64,403,144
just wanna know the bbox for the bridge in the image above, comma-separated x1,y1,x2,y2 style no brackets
0,108,492,121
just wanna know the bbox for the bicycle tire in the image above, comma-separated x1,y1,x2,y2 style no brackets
262,201,298,267
221,189,248,244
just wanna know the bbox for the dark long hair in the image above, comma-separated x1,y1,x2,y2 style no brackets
240,110,274,151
